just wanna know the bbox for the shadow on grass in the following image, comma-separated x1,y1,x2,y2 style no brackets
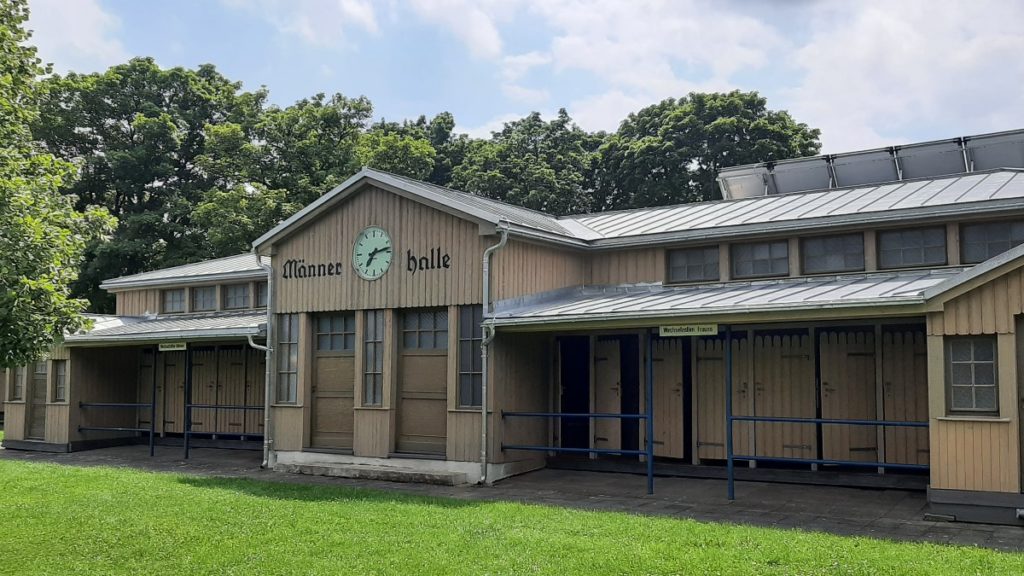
175,474,484,509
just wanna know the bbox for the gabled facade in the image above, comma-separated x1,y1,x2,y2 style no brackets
6,129,1024,524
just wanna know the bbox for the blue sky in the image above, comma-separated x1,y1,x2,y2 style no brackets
26,0,1024,152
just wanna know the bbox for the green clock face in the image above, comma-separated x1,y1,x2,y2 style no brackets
352,226,393,280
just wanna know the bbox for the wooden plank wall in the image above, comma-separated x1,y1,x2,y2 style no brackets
491,240,588,301
489,332,550,465
589,248,665,285
926,266,1022,493
275,187,489,313
68,347,142,443
881,330,929,465
115,289,161,316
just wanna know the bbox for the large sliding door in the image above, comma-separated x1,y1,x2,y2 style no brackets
311,313,356,450
396,308,448,456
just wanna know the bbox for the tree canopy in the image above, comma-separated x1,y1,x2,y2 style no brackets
24,47,821,313
0,0,115,367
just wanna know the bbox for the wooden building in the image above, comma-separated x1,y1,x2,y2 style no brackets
5,130,1024,524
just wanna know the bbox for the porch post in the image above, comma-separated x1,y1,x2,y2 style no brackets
726,325,735,500
184,345,193,459
646,329,654,495
150,344,157,457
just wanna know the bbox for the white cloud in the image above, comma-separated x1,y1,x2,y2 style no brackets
407,0,510,59
225,0,379,47
786,0,1024,152
457,111,540,139
27,0,128,73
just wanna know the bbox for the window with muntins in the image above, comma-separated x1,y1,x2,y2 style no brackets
256,281,268,307
458,306,484,408
731,241,789,279
223,283,250,309
667,246,719,283
801,234,864,274
276,314,299,404
946,336,998,414
402,309,449,350
191,286,217,312
316,313,355,352
363,310,385,406
52,359,67,402
961,221,1024,264
162,289,185,313
878,227,947,269
10,366,25,401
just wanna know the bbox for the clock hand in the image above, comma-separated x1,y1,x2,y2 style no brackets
365,246,391,267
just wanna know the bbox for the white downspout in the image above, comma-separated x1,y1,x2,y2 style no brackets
250,251,275,469
480,223,509,485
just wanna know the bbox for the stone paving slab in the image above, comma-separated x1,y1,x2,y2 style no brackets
3,444,1024,552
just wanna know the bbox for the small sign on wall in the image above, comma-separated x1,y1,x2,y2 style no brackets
659,324,718,337
158,342,187,352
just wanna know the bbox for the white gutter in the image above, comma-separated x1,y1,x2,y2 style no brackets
252,251,275,469
479,223,509,485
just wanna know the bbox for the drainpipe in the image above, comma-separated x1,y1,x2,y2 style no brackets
480,223,509,485
249,251,275,469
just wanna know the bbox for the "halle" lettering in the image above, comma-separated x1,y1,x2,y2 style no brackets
406,248,451,275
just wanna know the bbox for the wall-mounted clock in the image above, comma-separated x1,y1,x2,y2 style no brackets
352,226,393,281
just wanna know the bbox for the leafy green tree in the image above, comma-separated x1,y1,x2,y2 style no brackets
593,91,821,209
356,130,436,180
0,0,115,367
192,184,296,258
451,109,601,216
33,58,256,311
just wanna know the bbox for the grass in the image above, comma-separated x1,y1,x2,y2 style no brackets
0,461,1021,575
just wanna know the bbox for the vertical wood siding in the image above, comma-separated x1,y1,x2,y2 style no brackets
819,330,878,462
491,240,588,301
68,347,142,443
695,335,752,460
930,268,1023,336
881,330,929,465
652,338,685,458
589,248,665,285
753,332,816,459
489,332,549,464
115,289,161,316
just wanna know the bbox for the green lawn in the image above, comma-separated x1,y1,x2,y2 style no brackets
0,461,1021,575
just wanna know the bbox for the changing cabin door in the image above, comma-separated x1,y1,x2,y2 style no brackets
882,328,929,465
819,329,877,462
652,338,684,458
753,332,816,460
26,362,47,440
244,348,266,436
396,309,448,456
311,313,356,450
162,351,185,433
217,347,247,434
592,338,621,452
189,347,218,434
695,335,752,460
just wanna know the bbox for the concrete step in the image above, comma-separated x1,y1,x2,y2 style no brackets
276,462,469,486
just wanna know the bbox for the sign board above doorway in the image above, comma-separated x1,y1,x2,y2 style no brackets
659,324,718,337
158,342,187,352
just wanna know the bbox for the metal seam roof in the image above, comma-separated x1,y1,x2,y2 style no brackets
65,311,265,343
100,253,269,290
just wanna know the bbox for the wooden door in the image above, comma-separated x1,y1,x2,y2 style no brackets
695,335,752,460
819,330,877,462
138,350,157,433
162,352,185,433
245,348,266,435
753,332,816,460
190,348,218,433
652,338,684,458
882,329,929,465
396,309,448,456
592,338,621,451
311,353,355,450
26,363,47,440
217,347,247,434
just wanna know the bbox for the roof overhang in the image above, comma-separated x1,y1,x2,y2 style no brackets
101,270,267,291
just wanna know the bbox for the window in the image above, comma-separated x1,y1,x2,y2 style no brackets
52,360,67,402
256,281,268,308
458,306,484,408
223,283,251,309
946,337,998,414
731,240,789,279
191,286,217,312
316,313,355,352
401,309,449,350
802,234,864,274
877,227,947,269
961,221,1024,264
9,366,25,401
276,314,299,404
667,246,719,283
162,289,185,313
363,310,385,406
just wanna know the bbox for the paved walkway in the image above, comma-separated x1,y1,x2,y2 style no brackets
4,445,1024,552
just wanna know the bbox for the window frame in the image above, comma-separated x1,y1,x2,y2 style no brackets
800,233,865,275
161,288,185,314
666,245,720,284
944,336,999,416
275,314,299,404
401,309,449,352
730,240,790,279
191,285,217,312
363,310,385,406
256,281,269,308
9,366,26,401
222,283,251,310
960,220,1024,265
315,313,356,353
457,306,484,408
877,226,948,270
51,359,67,403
